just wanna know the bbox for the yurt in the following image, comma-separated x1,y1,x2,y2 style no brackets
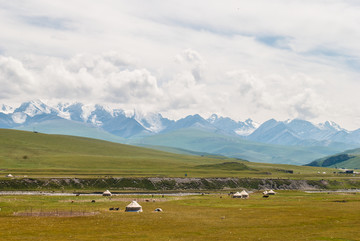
263,191,269,198
240,190,249,199
102,190,112,196
232,192,242,198
125,201,143,212
6,174,13,178
268,190,276,195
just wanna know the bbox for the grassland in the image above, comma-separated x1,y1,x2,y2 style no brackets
0,129,340,179
307,148,360,169
0,191,359,240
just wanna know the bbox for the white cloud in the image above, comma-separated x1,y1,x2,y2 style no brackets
226,70,328,120
0,56,36,98
1,1,360,128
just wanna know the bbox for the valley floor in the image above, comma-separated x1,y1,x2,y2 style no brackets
0,191,359,240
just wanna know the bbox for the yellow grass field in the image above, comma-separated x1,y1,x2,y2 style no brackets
0,191,359,240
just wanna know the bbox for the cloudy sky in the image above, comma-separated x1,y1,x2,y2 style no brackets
1,0,360,129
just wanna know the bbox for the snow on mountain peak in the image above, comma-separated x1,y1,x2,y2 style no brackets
0,104,14,114
12,112,27,124
317,121,344,131
245,118,260,129
134,110,165,133
208,114,219,124
15,99,54,117
81,104,96,122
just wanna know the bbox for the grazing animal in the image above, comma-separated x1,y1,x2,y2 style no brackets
91,200,96,203
263,195,269,198
109,207,114,211
115,207,119,210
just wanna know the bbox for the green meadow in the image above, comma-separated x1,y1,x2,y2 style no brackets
0,129,339,179
0,191,359,240
1,129,360,240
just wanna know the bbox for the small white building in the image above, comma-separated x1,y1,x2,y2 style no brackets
232,192,242,198
125,201,143,212
268,190,276,195
240,190,249,199
102,190,112,196
6,174,13,178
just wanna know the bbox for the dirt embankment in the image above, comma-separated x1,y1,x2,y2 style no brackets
1,177,359,191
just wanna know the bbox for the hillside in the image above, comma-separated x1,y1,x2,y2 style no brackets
306,148,360,169
131,127,347,165
0,129,334,178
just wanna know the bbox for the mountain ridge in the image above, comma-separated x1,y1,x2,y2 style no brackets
1,100,360,165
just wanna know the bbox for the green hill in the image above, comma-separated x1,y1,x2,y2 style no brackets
0,129,335,178
306,148,360,169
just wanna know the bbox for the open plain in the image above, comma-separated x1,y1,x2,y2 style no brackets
1,191,360,240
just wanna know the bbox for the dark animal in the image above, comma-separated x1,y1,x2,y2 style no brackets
91,200,96,203
263,195,269,198
109,207,114,211
115,208,120,210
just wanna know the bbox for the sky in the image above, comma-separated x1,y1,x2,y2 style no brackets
1,0,360,129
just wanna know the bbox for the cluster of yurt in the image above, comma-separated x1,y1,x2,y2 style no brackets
232,190,249,199
263,190,276,197
101,190,153,213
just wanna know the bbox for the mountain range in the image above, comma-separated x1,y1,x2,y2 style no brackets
1,100,360,165
0,100,259,138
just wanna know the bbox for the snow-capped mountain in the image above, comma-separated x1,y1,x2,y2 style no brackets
134,111,174,133
1,100,360,148
247,119,360,146
207,114,259,136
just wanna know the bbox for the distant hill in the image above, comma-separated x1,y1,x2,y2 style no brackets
306,148,360,169
131,127,348,165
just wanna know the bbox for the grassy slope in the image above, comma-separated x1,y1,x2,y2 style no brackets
0,129,336,178
307,148,360,169
131,128,346,165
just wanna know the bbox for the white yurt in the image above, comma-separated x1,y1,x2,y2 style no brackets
6,174,13,178
268,190,276,195
125,201,143,212
232,192,242,198
262,190,268,195
102,190,112,196
240,190,249,199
